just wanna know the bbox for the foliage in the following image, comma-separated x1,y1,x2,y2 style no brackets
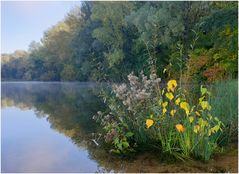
1,50,29,80
61,64,77,81
94,72,224,160
1,1,237,83
181,3,238,83
93,72,162,153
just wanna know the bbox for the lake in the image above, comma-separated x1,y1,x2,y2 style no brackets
1,82,237,173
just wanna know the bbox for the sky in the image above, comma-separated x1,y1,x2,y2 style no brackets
1,1,82,54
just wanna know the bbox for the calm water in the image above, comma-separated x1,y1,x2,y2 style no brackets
1,82,238,173
1,82,108,172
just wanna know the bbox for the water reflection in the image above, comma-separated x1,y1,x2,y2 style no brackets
1,82,108,172
1,82,238,173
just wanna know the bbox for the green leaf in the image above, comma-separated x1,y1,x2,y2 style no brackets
200,86,207,96
189,116,194,123
122,123,128,128
111,149,120,154
214,117,219,122
214,125,220,132
199,96,205,103
122,141,129,148
126,132,134,137
207,91,212,96
117,143,123,151
114,137,119,145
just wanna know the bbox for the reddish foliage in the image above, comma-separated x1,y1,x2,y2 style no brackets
203,65,226,82
187,56,209,72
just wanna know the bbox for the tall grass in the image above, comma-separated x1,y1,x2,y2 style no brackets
209,79,238,144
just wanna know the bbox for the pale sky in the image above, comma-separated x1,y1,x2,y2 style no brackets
1,1,82,53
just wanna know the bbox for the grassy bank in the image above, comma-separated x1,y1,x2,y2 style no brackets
93,73,238,161
209,79,238,144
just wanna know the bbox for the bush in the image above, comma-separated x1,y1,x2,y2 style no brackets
93,72,224,161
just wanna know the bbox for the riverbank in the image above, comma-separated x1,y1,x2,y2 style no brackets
104,146,238,173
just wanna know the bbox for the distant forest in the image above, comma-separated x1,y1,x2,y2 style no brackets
1,1,238,82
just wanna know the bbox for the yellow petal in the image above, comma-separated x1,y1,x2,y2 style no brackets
167,80,177,93
175,124,185,133
162,101,168,108
175,98,181,105
146,119,154,129
201,101,209,110
166,92,174,101
201,101,212,111
170,109,176,116
163,108,167,114
180,102,190,115
180,102,190,110
186,110,189,116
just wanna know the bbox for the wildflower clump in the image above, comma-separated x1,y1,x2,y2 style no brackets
93,72,223,161
153,80,223,160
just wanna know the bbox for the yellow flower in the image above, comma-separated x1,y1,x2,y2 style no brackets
201,101,211,110
162,101,168,108
180,102,190,115
195,111,201,117
163,108,167,114
175,98,181,105
170,109,176,116
146,119,154,129
194,125,200,134
167,80,177,93
166,92,174,101
175,124,186,133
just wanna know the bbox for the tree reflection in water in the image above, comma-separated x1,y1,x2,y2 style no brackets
1,82,238,173
1,82,116,172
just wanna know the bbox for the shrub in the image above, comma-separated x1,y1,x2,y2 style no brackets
93,72,224,161
93,72,162,153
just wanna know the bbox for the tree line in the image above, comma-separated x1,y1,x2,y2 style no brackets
1,1,238,82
